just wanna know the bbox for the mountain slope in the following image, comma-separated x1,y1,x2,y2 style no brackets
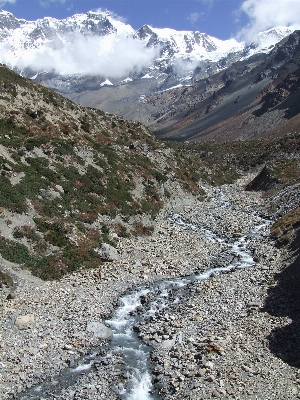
0,9,296,124
0,63,207,279
152,30,300,141
0,62,300,283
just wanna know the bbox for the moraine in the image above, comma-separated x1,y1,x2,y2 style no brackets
13,178,276,399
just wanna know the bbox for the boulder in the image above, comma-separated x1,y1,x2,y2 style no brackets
95,243,119,262
39,188,61,200
86,322,113,339
3,163,13,171
15,314,35,330
55,184,64,193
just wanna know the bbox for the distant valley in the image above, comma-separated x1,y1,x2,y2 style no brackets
0,9,298,141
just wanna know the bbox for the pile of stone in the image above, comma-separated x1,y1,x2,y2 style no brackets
0,176,298,399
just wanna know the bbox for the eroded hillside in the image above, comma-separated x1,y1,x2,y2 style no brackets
0,63,299,282
0,64,205,279
152,31,300,141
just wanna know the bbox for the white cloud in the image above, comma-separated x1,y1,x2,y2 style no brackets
2,33,159,78
0,0,16,7
93,8,127,24
40,0,66,7
187,12,203,25
188,0,212,27
238,0,300,40
173,56,201,75
198,0,213,7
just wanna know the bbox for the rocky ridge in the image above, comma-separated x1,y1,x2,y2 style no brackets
152,30,300,141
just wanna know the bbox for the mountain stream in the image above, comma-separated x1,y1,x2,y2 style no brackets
18,208,269,400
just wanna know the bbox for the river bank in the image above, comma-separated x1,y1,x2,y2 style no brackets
0,175,299,399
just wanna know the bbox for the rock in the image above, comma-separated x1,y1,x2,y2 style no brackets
28,347,39,355
39,188,61,200
207,343,224,353
109,233,119,242
248,300,261,307
3,163,13,171
55,185,64,193
6,293,15,300
95,243,119,262
15,314,35,330
158,338,176,349
206,375,216,382
154,382,167,390
63,344,73,350
86,322,113,339
67,359,77,368
242,364,256,373
204,361,214,370
195,368,207,377
0,271,14,286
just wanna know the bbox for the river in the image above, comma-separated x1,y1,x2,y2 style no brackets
18,200,270,400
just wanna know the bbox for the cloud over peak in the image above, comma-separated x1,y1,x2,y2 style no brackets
40,0,66,7
238,0,300,41
2,33,159,78
187,12,203,25
0,0,15,7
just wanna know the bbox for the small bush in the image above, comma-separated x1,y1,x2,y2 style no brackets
0,237,33,264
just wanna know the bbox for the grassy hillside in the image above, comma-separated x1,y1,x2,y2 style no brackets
0,63,299,280
173,134,300,247
0,64,205,279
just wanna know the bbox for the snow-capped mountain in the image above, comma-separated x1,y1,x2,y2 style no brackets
242,26,297,57
134,24,244,61
0,8,297,124
0,9,294,82
0,9,137,76
0,9,134,45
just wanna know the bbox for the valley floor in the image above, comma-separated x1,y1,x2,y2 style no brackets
0,175,299,399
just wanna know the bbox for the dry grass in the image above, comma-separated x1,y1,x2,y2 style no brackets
271,207,300,245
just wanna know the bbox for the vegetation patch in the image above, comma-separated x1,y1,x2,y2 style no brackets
0,236,33,264
0,63,299,280
0,271,14,286
271,207,300,245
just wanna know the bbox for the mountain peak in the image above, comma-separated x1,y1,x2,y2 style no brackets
0,9,296,89
243,26,295,57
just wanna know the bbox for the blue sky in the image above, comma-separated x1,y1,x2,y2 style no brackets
1,0,300,40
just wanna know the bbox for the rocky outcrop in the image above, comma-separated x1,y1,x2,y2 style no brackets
95,243,119,262
245,165,280,191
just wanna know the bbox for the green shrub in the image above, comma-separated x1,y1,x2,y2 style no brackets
0,237,33,264
44,222,68,247
52,138,75,156
80,116,90,132
0,176,27,213
25,136,50,151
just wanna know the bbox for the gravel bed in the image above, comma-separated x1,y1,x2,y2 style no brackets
0,176,298,399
